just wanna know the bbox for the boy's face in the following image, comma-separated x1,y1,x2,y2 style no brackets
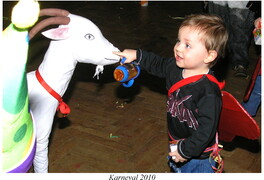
174,26,210,71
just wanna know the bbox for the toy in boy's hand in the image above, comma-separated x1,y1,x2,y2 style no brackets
113,57,141,87
253,19,261,45
170,144,177,160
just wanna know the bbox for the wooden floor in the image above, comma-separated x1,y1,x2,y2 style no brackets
3,1,261,173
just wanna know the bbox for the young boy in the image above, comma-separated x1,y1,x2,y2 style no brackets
114,14,228,173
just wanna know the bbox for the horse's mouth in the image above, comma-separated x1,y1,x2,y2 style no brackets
105,58,120,62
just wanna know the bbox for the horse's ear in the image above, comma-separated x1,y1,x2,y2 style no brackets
29,9,70,40
41,27,70,40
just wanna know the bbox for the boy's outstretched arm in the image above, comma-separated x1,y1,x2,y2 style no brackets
113,49,137,63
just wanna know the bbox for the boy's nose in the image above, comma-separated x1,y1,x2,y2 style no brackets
174,43,181,52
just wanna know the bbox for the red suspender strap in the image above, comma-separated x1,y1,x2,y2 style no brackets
168,74,225,96
206,74,225,90
35,69,71,117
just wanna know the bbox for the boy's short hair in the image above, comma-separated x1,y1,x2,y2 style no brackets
180,14,228,67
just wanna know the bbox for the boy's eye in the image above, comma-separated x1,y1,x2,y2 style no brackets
186,44,191,48
176,39,180,44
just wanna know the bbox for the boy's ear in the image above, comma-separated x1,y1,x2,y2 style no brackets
205,50,217,64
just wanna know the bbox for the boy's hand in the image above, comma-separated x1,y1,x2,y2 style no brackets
113,49,137,64
169,151,187,163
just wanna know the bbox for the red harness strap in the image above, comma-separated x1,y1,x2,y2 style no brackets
35,69,71,117
168,74,225,96
168,74,224,173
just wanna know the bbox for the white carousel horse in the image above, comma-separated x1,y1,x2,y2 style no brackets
26,8,120,172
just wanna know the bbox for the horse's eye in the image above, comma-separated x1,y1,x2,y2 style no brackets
84,33,95,40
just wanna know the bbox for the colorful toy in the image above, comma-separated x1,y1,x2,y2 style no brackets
2,0,39,173
113,57,141,87
25,8,120,172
